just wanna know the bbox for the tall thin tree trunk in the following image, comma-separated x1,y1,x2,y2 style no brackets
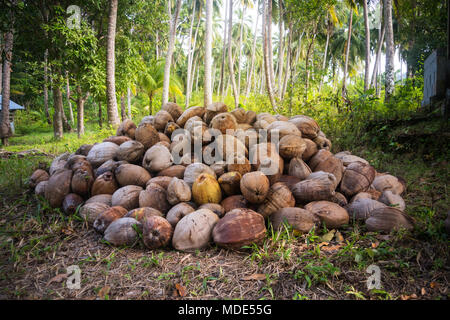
277,1,284,99
363,0,371,91
267,0,276,91
319,18,331,91
384,0,395,101
53,86,64,139
228,0,239,108
120,95,126,121
204,0,213,107
342,10,353,97
237,6,245,96
155,31,159,59
66,71,74,125
185,0,197,108
245,13,259,99
127,86,132,119
219,0,228,98
43,49,51,124
106,0,120,127
162,0,181,105
263,0,277,110
371,24,385,88
98,100,103,128
76,86,87,138
1,12,15,146
305,28,317,99
282,21,293,99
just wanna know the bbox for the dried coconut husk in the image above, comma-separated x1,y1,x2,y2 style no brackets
49,153,70,175
210,112,237,134
334,152,369,166
230,108,256,124
291,177,335,204
29,169,49,189
35,181,47,197
125,207,163,221
142,145,173,172
308,150,344,185
103,135,131,146
302,138,318,161
277,175,302,191
71,168,94,197
166,202,196,227
95,159,127,178
79,202,111,226
340,161,376,197
240,171,270,204
307,171,338,190
85,194,112,206
212,208,266,250
93,206,128,234
215,134,248,161
176,106,206,127
104,217,141,246
142,216,173,249
204,102,228,124
221,195,248,213
210,162,227,177
372,174,405,195
45,169,73,208
62,193,84,215
139,182,171,214
162,102,183,122
153,110,174,132
267,121,302,140
164,121,180,138
218,171,242,196
158,132,171,145
86,142,119,168
313,135,332,150
172,209,219,251
139,115,155,126
91,171,118,196
270,207,319,233
167,177,192,205
345,198,387,221
116,119,137,139
135,122,160,150
350,189,382,202
378,190,406,211
183,163,216,187
111,185,143,211
114,164,151,188
157,165,186,179
365,207,414,233
288,115,320,140
199,203,225,218
329,192,348,207
279,135,307,159
147,176,173,190
257,154,284,185
116,140,144,163
257,182,295,218
288,158,312,180
227,154,251,176
305,201,349,229
75,144,93,156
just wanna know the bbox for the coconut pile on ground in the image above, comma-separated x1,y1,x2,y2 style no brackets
28,102,414,251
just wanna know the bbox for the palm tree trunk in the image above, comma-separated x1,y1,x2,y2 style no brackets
204,0,213,107
1,17,14,146
185,0,197,108
66,71,74,125
319,19,331,91
237,6,245,96
120,95,126,121
155,31,159,59
53,85,64,139
43,49,51,124
245,13,259,99
363,0,371,91
228,0,239,108
76,86,87,138
371,24,385,88
267,0,276,91
277,2,284,99
342,10,353,97
98,100,103,128
219,0,228,98
162,0,182,105
282,21,293,99
263,0,277,110
106,0,120,127
149,92,153,115
384,0,395,101
127,86,132,119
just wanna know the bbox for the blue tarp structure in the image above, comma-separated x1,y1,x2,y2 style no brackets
0,95,25,110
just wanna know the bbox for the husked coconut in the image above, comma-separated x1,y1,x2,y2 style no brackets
115,140,144,163
125,207,163,221
115,164,151,187
111,185,143,210
79,202,111,226
142,216,173,249
139,183,170,214
91,171,118,196
270,207,319,233
240,171,270,204
45,169,73,208
116,119,137,139
86,142,119,168
135,122,160,149
257,182,295,218
305,201,349,229
346,198,387,220
167,177,192,205
29,169,49,189
104,217,141,246
378,190,406,211
142,145,173,172
94,206,128,234
166,203,195,227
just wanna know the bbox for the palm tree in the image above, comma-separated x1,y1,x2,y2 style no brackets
263,0,277,110
384,0,395,101
362,0,370,91
106,0,120,127
204,0,213,106
162,0,182,105
228,0,239,108
342,0,357,98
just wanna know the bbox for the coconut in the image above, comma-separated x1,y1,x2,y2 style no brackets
95,159,127,178
172,209,219,251
176,106,206,127
192,173,222,205
378,190,406,211
302,138,318,161
158,132,171,145
71,168,94,197
35,181,48,197
289,115,320,139
340,161,376,197
62,193,84,215
308,150,344,185
157,165,186,179
267,121,302,140
142,145,173,172
153,110,174,131
365,207,414,233
103,136,131,146
305,201,349,229
146,176,173,190
166,202,195,227
29,169,49,189
45,169,72,208
256,154,284,185
198,203,225,218
218,171,242,196
372,174,405,195
345,198,387,221
93,206,128,234
226,154,251,176
277,175,302,191
125,207,163,221
329,192,348,207
91,171,118,196
111,185,143,211
351,190,382,202
291,177,335,204
115,140,145,163
115,164,151,187
75,144,93,156
334,152,369,166
307,171,338,190
288,158,312,180
210,112,237,134
212,208,266,250
142,216,173,249
210,162,227,177
230,108,256,124
104,217,141,246
79,202,110,226
139,115,155,126
86,142,119,168
139,183,170,214
184,163,217,187
221,195,248,213
164,121,181,138
270,207,319,233
116,119,137,139
240,171,270,204
85,194,112,206
49,153,70,175
215,134,248,161
257,182,295,218
167,177,192,205
279,135,307,159
135,122,160,150
204,102,228,124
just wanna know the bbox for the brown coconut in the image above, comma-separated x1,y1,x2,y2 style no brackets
29,169,49,189
340,161,376,197
104,217,141,246
277,175,302,191
167,177,192,205
198,203,225,218
79,202,111,226
365,207,414,233
162,102,184,122
210,112,237,134
147,176,173,190
157,165,186,178
226,154,251,176
267,121,302,140
62,193,84,215
103,135,131,146
115,140,145,163
176,106,206,127
135,122,160,150
218,171,242,196
91,171,118,196
279,135,307,159
139,182,170,214
302,138,318,161
86,142,120,168
183,163,217,187
212,208,266,250
378,190,406,211
93,206,128,234
240,171,270,204
204,102,228,124
164,121,180,138
345,198,387,221
114,164,151,188
142,145,173,172
85,194,112,206
45,169,73,208
270,207,319,233
35,181,48,197
125,207,163,221
49,153,70,175
257,182,295,218
71,168,94,197
289,115,320,139
116,119,137,139
372,174,405,195
288,157,312,180
308,150,344,185
291,177,335,204
305,201,349,229
166,202,195,227
75,144,93,156
153,110,174,131
142,216,173,249
221,195,248,213
111,185,143,211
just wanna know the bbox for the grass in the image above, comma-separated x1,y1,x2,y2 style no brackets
0,113,448,300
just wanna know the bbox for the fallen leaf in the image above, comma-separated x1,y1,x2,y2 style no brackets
321,244,342,252
241,274,266,281
430,282,439,289
421,288,426,295
175,283,186,297
320,230,336,242
335,231,344,243
47,273,68,285
318,242,330,247
410,293,417,299
371,241,380,248
98,286,110,299
61,227,76,235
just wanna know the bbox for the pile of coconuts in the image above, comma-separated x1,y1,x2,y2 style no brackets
28,102,415,252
